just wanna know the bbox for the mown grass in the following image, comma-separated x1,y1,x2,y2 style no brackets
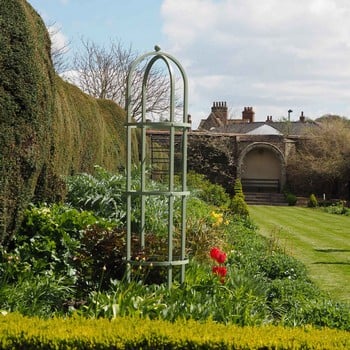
249,206,350,302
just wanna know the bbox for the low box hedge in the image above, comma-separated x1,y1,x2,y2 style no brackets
0,313,349,349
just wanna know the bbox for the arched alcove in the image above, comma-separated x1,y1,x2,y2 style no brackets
237,142,286,192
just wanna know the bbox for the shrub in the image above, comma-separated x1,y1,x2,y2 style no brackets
230,195,249,217
233,178,245,200
286,193,297,206
308,193,318,207
65,166,126,223
229,179,249,217
187,172,230,207
1,313,350,350
323,201,349,215
0,203,119,297
66,166,182,237
73,225,126,293
259,252,308,281
4,204,96,280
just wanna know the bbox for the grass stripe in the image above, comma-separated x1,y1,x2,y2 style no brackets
249,206,350,302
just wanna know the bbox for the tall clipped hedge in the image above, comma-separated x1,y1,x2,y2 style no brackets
0,0,138,243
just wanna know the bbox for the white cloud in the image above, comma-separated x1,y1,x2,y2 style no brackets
48,23,69,54
161,0,350,126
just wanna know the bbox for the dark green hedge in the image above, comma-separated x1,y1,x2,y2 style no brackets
0,0,137,243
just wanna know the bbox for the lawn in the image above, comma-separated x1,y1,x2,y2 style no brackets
249,206,350,302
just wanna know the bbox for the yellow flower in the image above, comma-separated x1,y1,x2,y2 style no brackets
210,211,223,226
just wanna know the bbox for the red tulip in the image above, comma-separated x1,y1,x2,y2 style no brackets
216,252,227,264
210,247,221,261
217,266,227,277
212,266,219,274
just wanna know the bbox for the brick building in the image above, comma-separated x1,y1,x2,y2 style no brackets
187,102,317,194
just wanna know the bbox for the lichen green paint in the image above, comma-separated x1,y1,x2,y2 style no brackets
125,46,190,288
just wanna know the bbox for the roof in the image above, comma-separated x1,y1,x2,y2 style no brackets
246,124,282,135
204,120,317,136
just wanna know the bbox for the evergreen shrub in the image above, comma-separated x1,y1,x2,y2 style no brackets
0,0,138,244
308,193,318,207
229,178,249,217
286,193,297,206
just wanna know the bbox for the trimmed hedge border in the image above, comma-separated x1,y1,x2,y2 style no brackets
0,313,349,349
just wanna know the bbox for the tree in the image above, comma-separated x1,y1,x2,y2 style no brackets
287,118,350,197
72,39,176,120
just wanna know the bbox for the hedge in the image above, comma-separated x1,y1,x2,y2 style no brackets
0,0,138,243
0,313,349,349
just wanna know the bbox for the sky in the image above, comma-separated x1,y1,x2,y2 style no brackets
28,0,350,128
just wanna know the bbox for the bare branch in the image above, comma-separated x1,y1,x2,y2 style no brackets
72,38,182,120
287,118,350,195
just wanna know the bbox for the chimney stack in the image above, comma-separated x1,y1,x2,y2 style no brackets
242,107,255,123
211,101,228,124
299,111,305,122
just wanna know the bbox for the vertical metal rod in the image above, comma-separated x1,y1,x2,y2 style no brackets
180,121,188,283
167,57,175,289
125,86,133,283
126,124,132,282
180,65,189,284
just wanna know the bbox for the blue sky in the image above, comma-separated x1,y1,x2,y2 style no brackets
28,0,350,128
28,0,165,53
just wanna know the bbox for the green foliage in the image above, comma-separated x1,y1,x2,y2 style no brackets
229,178,249,217
308,193,318,207
0,274,74,318
0,0,55,242
186,196,227,261
82,279,168,319
9,204,104,278
322,201,350,215
0,1,138,243
81,261,271,326
230,195,249,217
260,252,308,281
187,171,230,207
286,192,297,206
228,179,248,217
1,168,350,331
1,313,349,350
66,166,126,223
66,166,181,237
0,203,122,303
233,177,245,200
